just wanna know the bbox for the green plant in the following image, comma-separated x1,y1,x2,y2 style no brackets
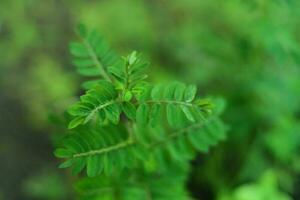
54,25,226,199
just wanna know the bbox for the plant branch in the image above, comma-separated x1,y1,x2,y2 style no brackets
148,118,213,148
73,138,134,158
144,100,194,107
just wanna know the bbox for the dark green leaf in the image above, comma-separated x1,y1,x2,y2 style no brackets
122,102,136,120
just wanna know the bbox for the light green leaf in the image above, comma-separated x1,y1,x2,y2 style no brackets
151,84,164,100
184,85,197,102
68,116,85,129
166,104,181,128
164,82,177,100
70,42,89,57
54,148,73,158
128,51,138,65
180,105,195,122
174,83,186,101
123,91,133,102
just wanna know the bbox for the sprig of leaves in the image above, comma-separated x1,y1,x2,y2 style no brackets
67,80,121,128
55,25,227,193
136,81,212,128
69,24,120,83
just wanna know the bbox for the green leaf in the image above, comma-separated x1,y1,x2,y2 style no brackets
149,104,161,127
87,155,102,177
81,79,102,90
136,84,152,102
188,132,209,153
166,104,181,128
59,160,73,169
167,143,182,161
184,85,197,102
76,23,87,37
54,148,73,158
104,103,121,124
137,104,150,126
164,82,177,100
123,91,133,102
174,83,186,101
180,105,195,122
151,84,164,100
70,42,89,57
68,116,85,129
128,51,138,65
72,158,87,175
122,102,136,120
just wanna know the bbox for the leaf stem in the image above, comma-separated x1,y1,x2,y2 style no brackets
147,118,212,148
84,100,116,123
73,139,134,158
72,118,213,158
144,100,194,107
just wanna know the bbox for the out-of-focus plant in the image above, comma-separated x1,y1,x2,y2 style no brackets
22,169,69,200
0,0,75,128
19,57,77,128
219,170,292,200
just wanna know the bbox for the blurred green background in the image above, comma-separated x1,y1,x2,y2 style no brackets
1,0,300,199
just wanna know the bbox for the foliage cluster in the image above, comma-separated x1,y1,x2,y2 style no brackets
54,25,226,199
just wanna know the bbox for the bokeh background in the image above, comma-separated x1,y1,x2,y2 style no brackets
1,0,300,199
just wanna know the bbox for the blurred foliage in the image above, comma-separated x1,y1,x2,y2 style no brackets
75,165,191,200
22,169,69,200
1,0,300,199
219,171,292,200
